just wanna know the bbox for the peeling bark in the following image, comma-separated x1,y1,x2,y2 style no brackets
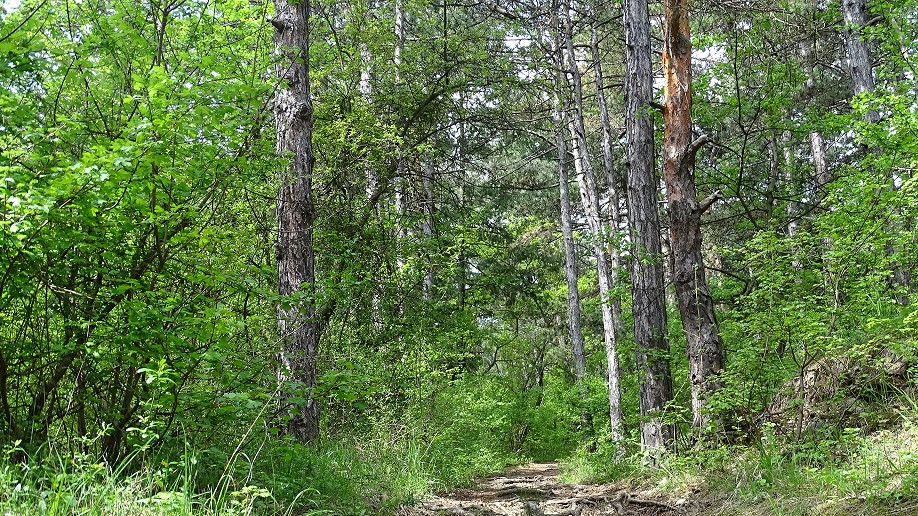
661,0,724,429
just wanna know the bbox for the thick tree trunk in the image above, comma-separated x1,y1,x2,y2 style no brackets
661,0,724,430
273,0,320,443
841,0,876,104
560,4,624,440
841,0,910,304
624,0,674,451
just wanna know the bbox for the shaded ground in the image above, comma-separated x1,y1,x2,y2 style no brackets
399,463,699,516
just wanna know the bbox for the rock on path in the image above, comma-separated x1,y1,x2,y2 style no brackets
398,462,688,516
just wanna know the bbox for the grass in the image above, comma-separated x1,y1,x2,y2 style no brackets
0,419,524,516
0,441,303,516
562,415,918,516
0,375,537,515
7,407,918,515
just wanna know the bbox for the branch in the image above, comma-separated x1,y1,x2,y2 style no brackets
699,189,722,214
867,15,885,26
678,135,712,174
649,100,664,112
475,0,516,20
687,134,711,162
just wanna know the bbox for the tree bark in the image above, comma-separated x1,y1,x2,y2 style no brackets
624,0,674,451
422,158,436,300
394,0,408,274
798,39,830,192
591,24,628,345
841,0,876,105
560,3,624,441
359,3,383,329
553,79,586,382
661,0,724,430
557,111,587,384
273,0,320,442
841,0,910,305
781,130,800,240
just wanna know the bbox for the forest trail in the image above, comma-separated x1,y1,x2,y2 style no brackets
399,462,699,516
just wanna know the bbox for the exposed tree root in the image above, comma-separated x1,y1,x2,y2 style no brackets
398,463,686,516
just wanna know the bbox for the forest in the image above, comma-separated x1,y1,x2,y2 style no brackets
1,0,918,514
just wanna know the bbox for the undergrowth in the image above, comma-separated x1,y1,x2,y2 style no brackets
563,412,918,515
0,375,533,515
0,431,518,516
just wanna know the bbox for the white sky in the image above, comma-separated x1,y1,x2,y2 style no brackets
3,0,21,11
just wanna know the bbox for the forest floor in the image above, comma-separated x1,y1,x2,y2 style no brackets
398,462,711,516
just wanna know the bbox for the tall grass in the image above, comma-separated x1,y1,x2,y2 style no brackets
0,389,531,515
0,438,321,516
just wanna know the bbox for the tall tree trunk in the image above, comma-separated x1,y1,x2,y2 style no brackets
273,0,320,443
661,0,725,430
841,0,876,106
590,24,628,344
554,78,587,385
841,0,910,305
394,0,408,273
457,96,468,312
781,130,800,240
624,0,673,451
560,4,624,440
360,4,383,329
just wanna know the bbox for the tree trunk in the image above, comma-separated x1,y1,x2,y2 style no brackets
841,0,876,104
359,5,383,329
781,130,800,240
394,0,408,274
273,0,320,443
661,0,724,430
798,39,830,192
841,0,910,305
624,0,674,451
422,158,436,301
554,84,586,383
560,3,624,441
590,24,628,345
457,97,468,311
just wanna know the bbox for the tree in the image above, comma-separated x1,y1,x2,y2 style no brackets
552,18,587,418
661,0,725,429
623,0,674,451
841,0,911,305
559,0,624,440
273,0,321,442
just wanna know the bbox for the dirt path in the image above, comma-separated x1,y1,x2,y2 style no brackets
398,463,692,516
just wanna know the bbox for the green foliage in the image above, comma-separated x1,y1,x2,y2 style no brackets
4,0,918,513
